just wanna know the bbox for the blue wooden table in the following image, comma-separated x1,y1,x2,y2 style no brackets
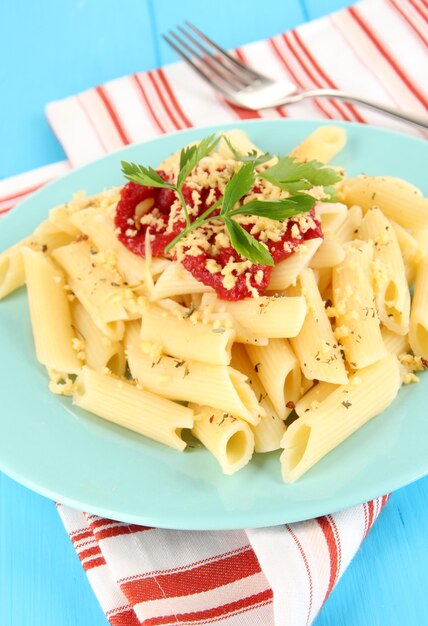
1,1,427,625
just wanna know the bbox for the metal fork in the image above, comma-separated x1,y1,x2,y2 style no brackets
163,22,428,131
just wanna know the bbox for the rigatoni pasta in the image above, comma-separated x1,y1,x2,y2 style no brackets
358,207,410,335
22,248,82,374
0,244,25,300
245,339,301,420
341,175,428,230
71,300,126,376
267,237,323,290
290,126,347,163
0,220,74,299
140,303,236,365
309,237,345,269
191,405,255,475
200,292,307,339
289,268,348,384
52,240,133,340
280,355,401,482
74,367,194,451
70,207,169,286
331,241,386,369
409,256,428,360
126,343,262,424
231,344,285,452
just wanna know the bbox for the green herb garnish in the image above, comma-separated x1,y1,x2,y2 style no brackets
224,217,273,266
259,156,341,195
222,136,273,167
121,133,342,266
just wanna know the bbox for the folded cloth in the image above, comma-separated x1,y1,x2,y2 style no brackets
0,0,425,624
57,498,389,626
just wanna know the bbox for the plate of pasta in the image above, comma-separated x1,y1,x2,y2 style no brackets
0,119,427,530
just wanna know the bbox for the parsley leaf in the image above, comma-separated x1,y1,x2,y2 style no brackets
177,134,219,189
222,135,273,167
229,194,315,220
224,218,274,266
221,163,255,216
319,186,340,202
260,156,341,192
121,162,175,189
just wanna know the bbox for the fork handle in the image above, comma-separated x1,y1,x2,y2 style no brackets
277,88,428,131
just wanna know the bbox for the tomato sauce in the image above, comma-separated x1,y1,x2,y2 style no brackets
115,176,323,300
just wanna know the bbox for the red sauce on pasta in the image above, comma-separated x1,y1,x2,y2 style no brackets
115,176,323,300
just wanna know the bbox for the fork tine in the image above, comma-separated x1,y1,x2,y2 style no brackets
167,31,241,90
184,21,264,81
176,25,251,87
162,34,233,97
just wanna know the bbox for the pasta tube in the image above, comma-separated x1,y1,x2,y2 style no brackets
140,304,235,365
409,256,428,359
150,261,214,301
295,381,338,417
334,205,363,245
290,126,346,163
0,221,74,300
412,229,428,255
71,300,126,376
70,207,167,286
316,202,348,235
280,354,401,482
126,344,261,425
52,240,134,339
381,326,410,357
267,238,322,290
191,405,255,475
49,205,82,236
332,241,386,369
391,221,424,287
22,248,81,374
0,245,25,300
358,208,410,335
289,269,348,384
73,367,194,451
246,339,301,420
231,344,285,452
201,293,306,338
314,267,332,297
309,238,345,268
341,176,428,229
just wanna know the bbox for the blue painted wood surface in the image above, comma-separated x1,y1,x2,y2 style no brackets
1,1,427,624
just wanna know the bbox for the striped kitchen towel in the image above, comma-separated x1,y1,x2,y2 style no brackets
0,0,425,624
57,497,389,626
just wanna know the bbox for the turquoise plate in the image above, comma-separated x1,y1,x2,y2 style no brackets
0,120,427,530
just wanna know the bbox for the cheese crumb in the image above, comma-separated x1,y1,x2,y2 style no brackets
206,259,222,274
48,370,76,396
254,270,264,285
402,372,419,384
